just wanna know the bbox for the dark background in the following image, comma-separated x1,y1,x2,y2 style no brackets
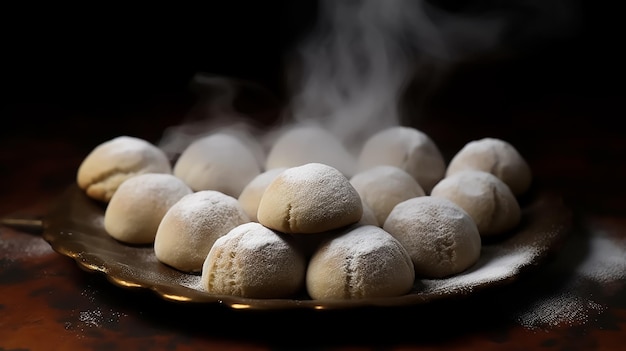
2,1,621,103
0,4,624,349
1,2,307,107
0,0,626,180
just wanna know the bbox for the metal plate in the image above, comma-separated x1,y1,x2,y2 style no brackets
42,184,572,310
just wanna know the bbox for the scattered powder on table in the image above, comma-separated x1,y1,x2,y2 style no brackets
78,307,103,328
515,227,626,330
576,233,626,283
516,292,607,329
0,235,54,260
76,307,127,331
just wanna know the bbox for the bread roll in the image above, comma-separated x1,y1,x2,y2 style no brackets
173,133,262,198
200,222,307,298
430,170,521,237
306,225,415,300
293,200,379,259
154,190,250,272
237,167,287,222
357,126,446,194
446,137,532,196
265,125,357,177
77,136,172,202
383,196,481,278
350,165,425,226
257,163,363,234
104,173,192,244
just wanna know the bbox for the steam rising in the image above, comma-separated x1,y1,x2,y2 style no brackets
286,0,419,150
286,0,579,153
159,0,580,159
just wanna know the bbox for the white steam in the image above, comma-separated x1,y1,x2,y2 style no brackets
285,0,506,153
158,74,271,163
159,0,580,159
285,0,579,153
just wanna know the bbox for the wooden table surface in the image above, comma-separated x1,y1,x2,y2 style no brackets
1,3,624,349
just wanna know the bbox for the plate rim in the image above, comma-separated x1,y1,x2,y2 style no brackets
42,184,572,310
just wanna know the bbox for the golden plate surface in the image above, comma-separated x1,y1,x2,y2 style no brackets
42,184,572,310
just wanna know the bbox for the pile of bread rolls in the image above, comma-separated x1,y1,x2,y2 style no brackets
76,124,532,300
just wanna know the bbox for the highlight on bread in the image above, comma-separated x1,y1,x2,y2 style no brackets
357,126,446,194
173,132,262,198
306,224,415,300
350,165,426,226
77,136,172,202
104,173,192,244
200,222,307,298
430,170,521,237
445,137,532,196
383,196,481,278
237,167,287,222
256,162,363,234
154,190,250,273
264,124,358,178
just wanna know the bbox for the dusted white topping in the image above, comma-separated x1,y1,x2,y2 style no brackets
306,225,415,299
357,126,446,194
383,196,481,278
200,222,307,298
257,163,363,234
104,173,192,244
238,167,287,222
350,165,425,226
76,128,534,301
154,190,250,273
431,170,521,237
77,136,172,202
446,137,532,196
173,133,262,198
265,125,358,178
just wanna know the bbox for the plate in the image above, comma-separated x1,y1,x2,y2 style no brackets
42,184,572,310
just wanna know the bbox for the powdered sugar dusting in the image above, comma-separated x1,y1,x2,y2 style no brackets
576,231,626,283
0,235,54,260
174,273,203,291
281,162,344,184
517,292,607,329
514,224,626,330
421,245,539,294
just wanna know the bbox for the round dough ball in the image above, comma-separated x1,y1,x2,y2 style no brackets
104,173,192,244
238,167,287,222
77,136,172,202
383,196,481,278
291,200,379,262
173,133,262,198
431,170,521,237
350,165,425,226
446,137,532,196
154,190,250,273
306,225,415,300
265,125,357,177
200,222,307,299
357,126,446,194
257,163,363,234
